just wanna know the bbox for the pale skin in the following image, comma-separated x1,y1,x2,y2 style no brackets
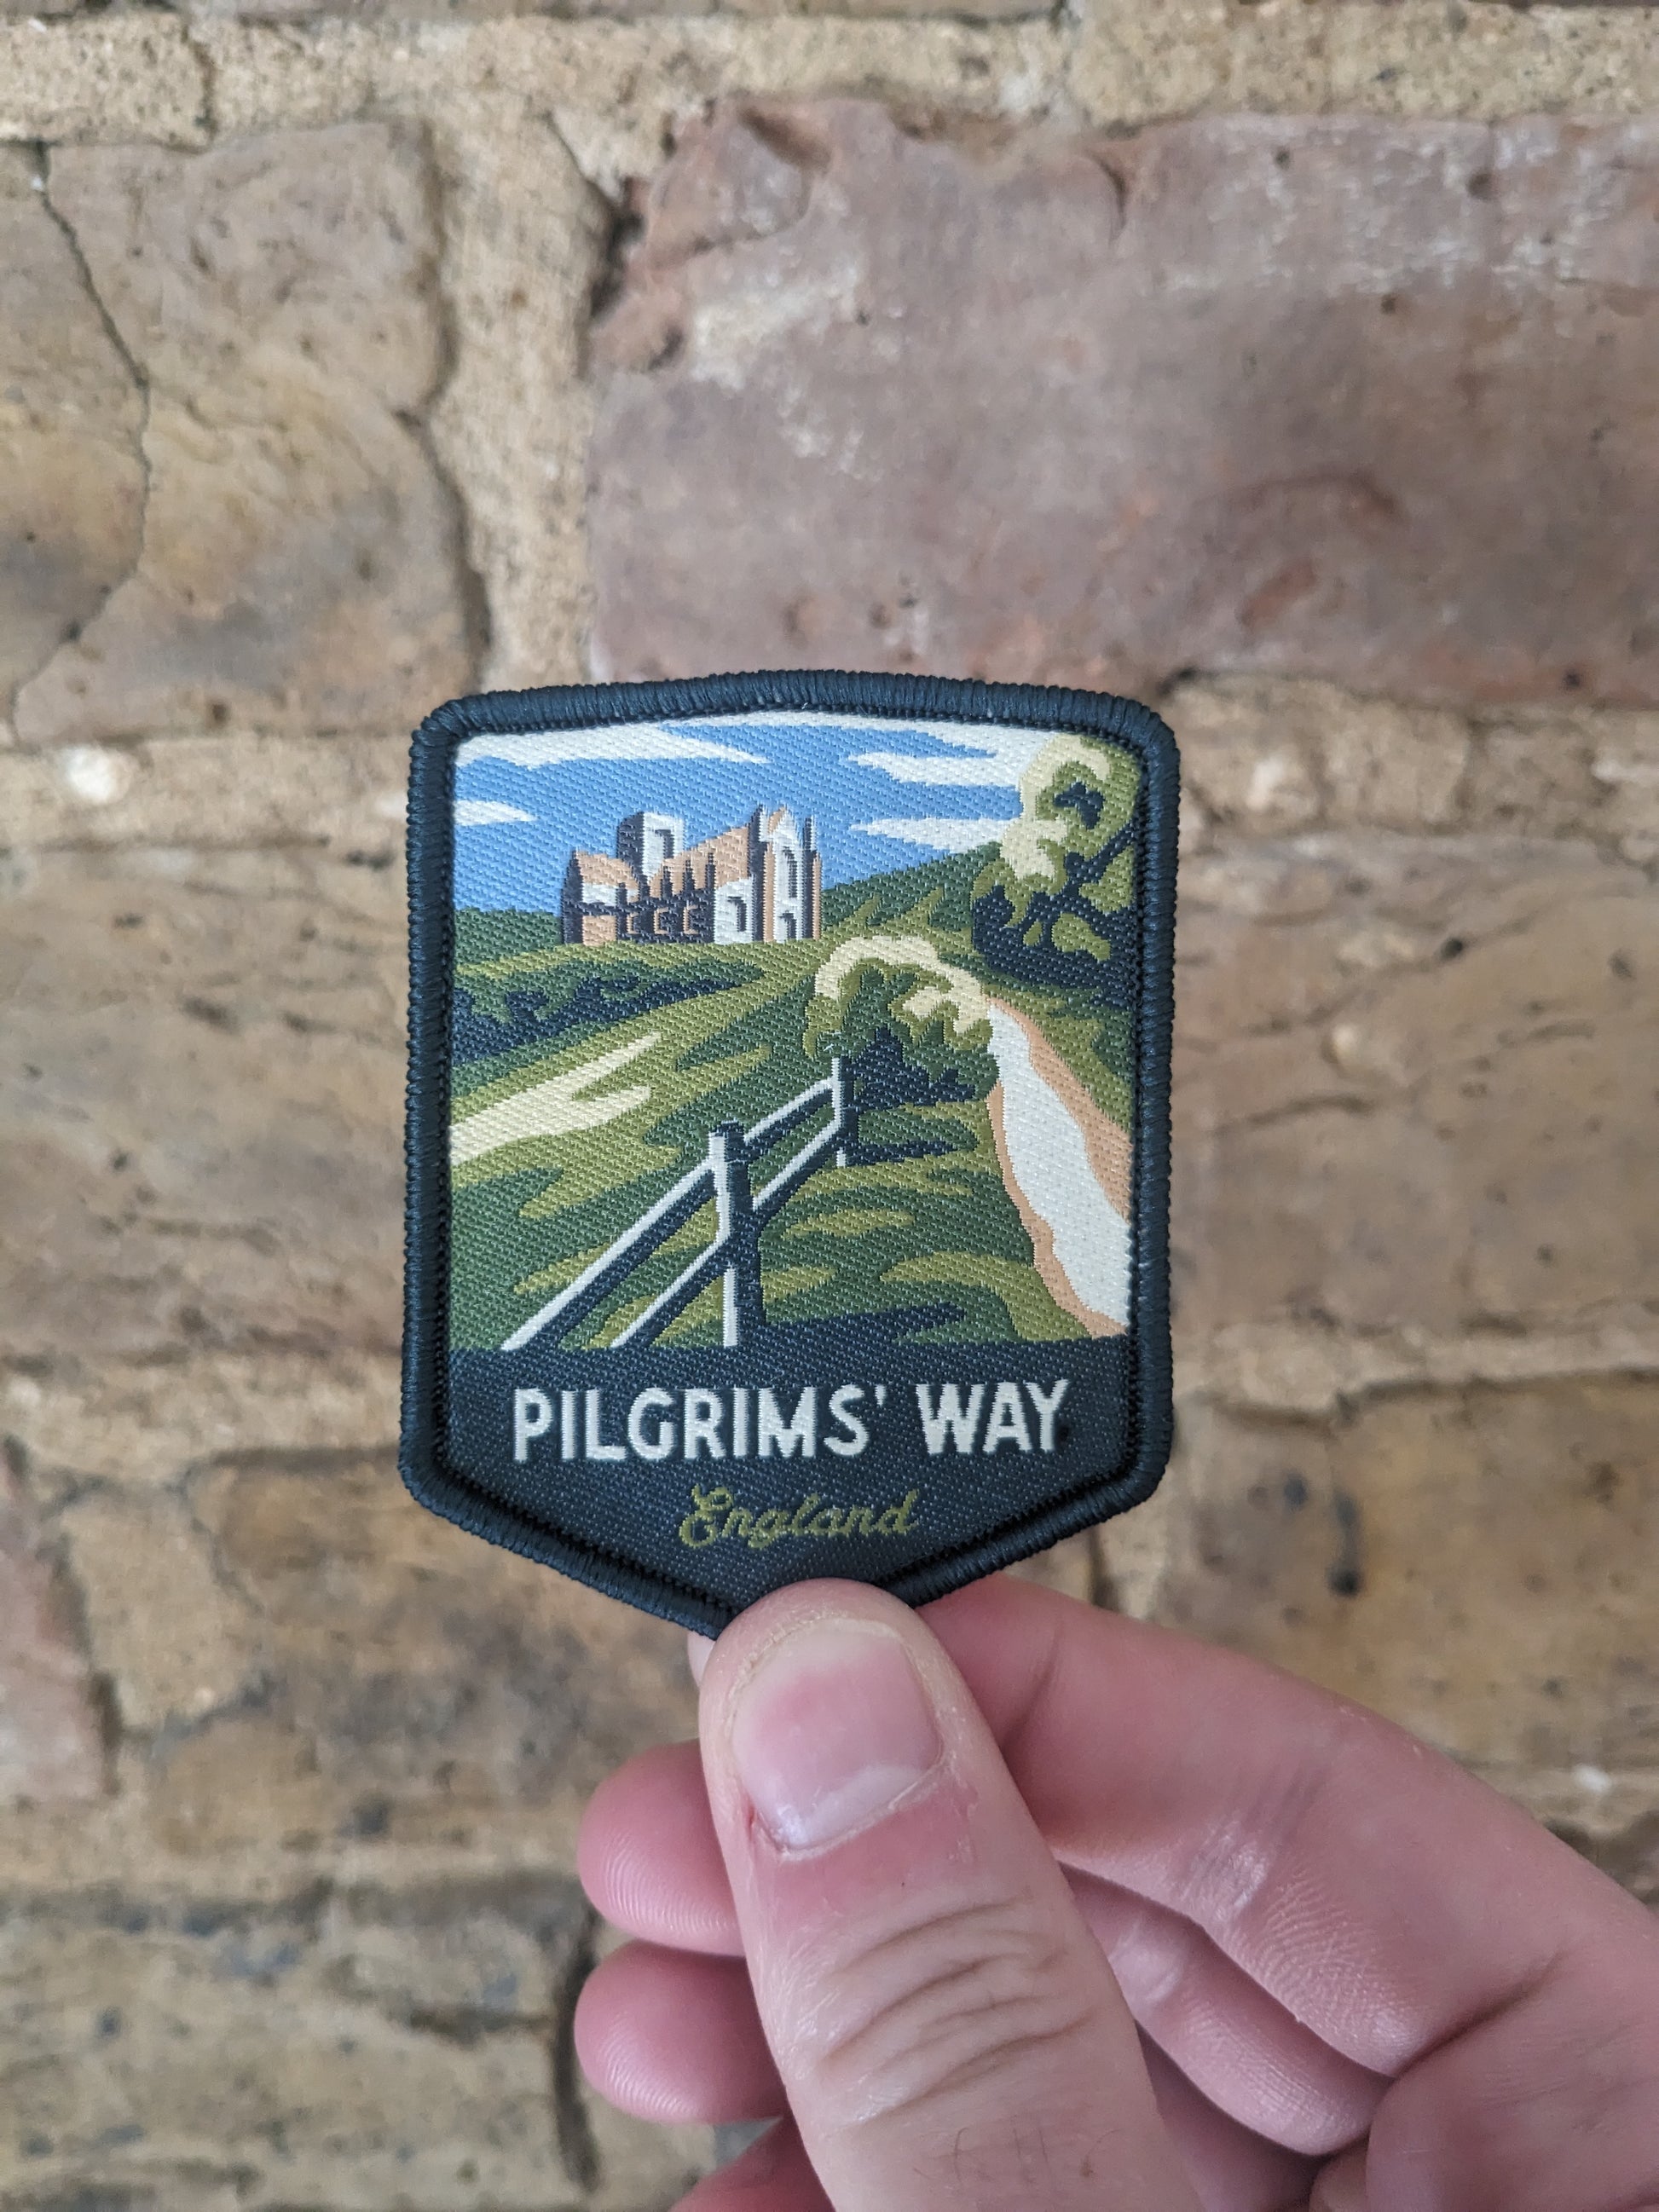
575,1575,1659,2211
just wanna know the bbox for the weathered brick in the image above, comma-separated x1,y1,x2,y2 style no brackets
1072,0,1659,126
0,1454,104,1809
171,0,1042,22
591,103,1659,706
3,1354,398,1496
13,125,472,745
0,849,406,1361
1174,835,1656,1337
0,1887,585,2210
0,148,144,726
1592,718,1659,858
58,1493,259,1734
0,733,408,853
147,1455,694,1851
0,17,210,147
1157,1381,1659,1776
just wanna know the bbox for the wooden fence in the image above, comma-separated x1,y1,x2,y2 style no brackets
500,1058,853,1353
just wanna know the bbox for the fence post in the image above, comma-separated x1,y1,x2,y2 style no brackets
708,1121,763,1348
831,1054,858,1170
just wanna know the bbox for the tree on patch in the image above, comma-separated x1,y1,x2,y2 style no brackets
971,735,1138,1004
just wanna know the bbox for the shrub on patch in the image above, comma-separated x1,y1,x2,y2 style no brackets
804,956,996,1111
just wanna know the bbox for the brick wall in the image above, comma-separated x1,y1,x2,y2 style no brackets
2,3,1656,2204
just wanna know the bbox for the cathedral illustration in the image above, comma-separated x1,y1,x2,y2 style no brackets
561,806,823,946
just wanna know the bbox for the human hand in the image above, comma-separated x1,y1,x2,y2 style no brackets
575,1575,1659,2209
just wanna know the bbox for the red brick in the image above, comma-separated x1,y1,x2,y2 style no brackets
592,104,1659,707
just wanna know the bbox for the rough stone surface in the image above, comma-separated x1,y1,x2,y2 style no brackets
0,17,210,147
0,1453,105,1808
0,848,408,1362
0,733,409,852
0,149,146,732
0,1886,586,2210
13,125,474,745
3,1353,399,1494
150,1455,695,1851
425,102,602,692
59,1492,261,1734
1072,0,1659,125
1173,834,1658,1339
1156,1381,1659,1774
592,103,1658,706
180,0,1042,22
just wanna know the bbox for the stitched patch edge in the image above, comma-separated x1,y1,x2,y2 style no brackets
401,668,1177,1632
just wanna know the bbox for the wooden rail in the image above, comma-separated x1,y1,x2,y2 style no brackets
500,1058,852,1352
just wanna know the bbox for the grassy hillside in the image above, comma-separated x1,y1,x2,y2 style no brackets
449,850,1128,1351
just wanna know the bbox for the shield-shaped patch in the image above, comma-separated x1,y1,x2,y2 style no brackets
402,671,1177,1632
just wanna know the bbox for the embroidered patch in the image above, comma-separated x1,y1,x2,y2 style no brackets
402,672,1176,1632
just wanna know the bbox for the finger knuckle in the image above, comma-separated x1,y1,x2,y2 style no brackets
789,1889,1098,2123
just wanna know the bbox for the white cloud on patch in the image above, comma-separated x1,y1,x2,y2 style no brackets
853,817,1009,853
457,724,767,771
753,712,1051,778
454,799,535,827
850,749,1022,788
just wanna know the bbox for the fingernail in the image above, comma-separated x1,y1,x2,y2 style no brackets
687,1632,714,1685
729,1621,942,1851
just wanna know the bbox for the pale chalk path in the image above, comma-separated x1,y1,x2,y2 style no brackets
985,1004,1131,1337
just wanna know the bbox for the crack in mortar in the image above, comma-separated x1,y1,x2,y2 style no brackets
19,146,154,731
549,1903,602,2193
179,19,219,142
409,118,493,690
3,1432,122,1783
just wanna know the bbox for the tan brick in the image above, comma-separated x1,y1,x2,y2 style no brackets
0,1889,583,2209
145,1713,341,1857
0,147,144,725
3,1354,398,1495
1173,678,1472,832
0,1454,104,1809
60,1492,260,1732
0,848,406,1361
1593,716,1659,859
591,105,1659,705
178,0,1043,23
1159,1381,1659,1774
425,102,602,693
0,18,210,147
153,1456,695,1851
1175,835,1657,1337
0,733,408,852
14,125,472,745
1190,1314,1659,1423
1463,714,1605,838
1071,0,1659,126
196,22,1069,170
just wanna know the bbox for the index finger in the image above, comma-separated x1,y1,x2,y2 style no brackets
923,1575,1656,2074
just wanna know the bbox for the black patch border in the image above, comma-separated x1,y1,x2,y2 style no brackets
402,669,1177,1632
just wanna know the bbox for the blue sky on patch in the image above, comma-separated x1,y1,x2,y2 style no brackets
452,713,1055,911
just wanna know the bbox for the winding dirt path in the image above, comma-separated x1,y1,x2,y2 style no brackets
985,1002,1131,1337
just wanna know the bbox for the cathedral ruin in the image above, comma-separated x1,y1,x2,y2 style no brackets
561,806,823,946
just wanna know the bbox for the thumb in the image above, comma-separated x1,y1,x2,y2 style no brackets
696,1582,1199,2212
